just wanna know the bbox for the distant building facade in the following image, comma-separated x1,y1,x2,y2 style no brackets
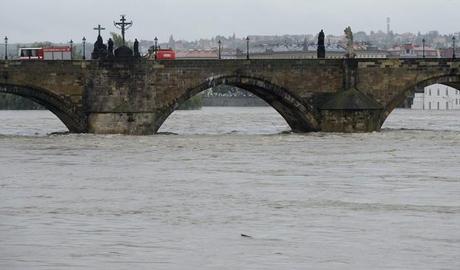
387,44,439,58
234,44,386,59
412,84,460,110
176,49,218,59
439,48,460,58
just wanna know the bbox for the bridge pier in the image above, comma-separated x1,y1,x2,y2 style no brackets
318,109,383,132
87,113,158,135
317,87,384,133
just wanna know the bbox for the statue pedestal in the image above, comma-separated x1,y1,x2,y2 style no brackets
114,46,133,59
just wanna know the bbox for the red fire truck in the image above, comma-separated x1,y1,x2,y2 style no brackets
19,46,72,60
156,49,176,60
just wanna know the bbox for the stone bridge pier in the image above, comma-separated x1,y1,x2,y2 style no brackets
1,58,460,135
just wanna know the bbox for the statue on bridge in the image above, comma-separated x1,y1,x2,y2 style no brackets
344,26,355,59
134,39,140,58
91,35,108,60
317,30,326,59
107,38,114,58
91,24,108,60
113,15,134,59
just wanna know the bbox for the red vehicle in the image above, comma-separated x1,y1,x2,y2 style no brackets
19,48,44,60
19,46,72,60
156,49,176,60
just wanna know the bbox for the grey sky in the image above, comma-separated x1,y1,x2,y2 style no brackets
1,0,459,43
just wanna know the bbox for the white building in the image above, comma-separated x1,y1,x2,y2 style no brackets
412,84,460,110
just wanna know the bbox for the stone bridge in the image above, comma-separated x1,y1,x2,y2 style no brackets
1,58,459,134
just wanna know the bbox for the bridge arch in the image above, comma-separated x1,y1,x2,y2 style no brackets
382,74,460,122
155,75,320,133
0,84,87,133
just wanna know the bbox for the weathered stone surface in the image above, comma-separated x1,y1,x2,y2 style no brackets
319,87,383,110
319,109,383,133
0,58,459,134
88,113,157,135
0,61,88,132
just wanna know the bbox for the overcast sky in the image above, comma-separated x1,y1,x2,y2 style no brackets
1,0,459,43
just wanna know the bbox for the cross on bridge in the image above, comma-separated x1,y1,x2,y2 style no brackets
114,15,133,46
93,24,106,37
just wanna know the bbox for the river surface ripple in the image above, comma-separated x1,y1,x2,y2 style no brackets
0,108,459,270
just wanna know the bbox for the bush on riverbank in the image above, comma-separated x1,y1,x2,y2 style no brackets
0,93,43,110
0,93,203,111
178,95,203,110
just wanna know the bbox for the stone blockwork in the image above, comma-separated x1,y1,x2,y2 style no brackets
0,58,459,134
356,59,460,121
0,61,89,132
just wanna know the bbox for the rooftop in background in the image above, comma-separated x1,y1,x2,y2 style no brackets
388,44,439,58
176,50,218,59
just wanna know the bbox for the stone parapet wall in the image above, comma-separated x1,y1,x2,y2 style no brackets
0,58,459,134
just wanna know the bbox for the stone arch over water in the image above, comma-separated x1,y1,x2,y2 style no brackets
0,84,87,133
382,74,460,124
154,75,320,133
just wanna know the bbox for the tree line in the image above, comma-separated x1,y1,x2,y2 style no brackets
0,93,201,110
0,93,43,110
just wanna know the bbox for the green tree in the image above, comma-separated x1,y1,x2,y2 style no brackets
0,93,43,110
178,95,203,110
110,32,134,48
110,32,124,47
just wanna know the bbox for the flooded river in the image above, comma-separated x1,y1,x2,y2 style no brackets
0,108,459,270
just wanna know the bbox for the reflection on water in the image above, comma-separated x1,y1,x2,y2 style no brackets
0,108,459,270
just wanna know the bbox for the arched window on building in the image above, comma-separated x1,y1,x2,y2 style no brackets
429,102,431,110
437,89,440,96
437,102,440,110
446,102,449,110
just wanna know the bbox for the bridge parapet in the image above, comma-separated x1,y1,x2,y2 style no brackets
0,58,459,134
